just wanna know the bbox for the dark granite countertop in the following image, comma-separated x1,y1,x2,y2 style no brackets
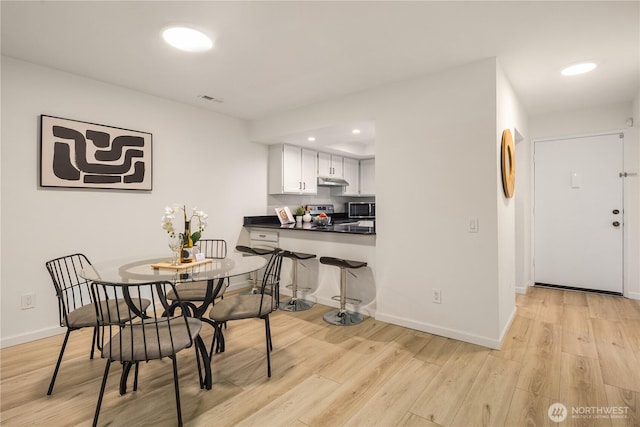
243,215,376,235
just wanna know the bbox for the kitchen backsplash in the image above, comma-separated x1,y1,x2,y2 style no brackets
267,186,374,214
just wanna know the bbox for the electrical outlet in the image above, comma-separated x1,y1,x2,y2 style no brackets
21,293,36,310
432,289,442,304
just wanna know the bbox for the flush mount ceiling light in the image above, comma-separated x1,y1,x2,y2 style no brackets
352,129,361,134
561,62,597,76
162,26,213,52
307,137,316,142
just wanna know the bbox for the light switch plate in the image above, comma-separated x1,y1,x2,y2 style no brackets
468,217,479,233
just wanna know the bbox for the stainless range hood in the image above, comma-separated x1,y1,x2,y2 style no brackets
317,176,349,187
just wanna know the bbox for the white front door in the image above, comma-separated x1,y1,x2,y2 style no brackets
534,133,624,293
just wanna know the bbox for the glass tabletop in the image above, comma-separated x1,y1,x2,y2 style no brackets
81,252,267,284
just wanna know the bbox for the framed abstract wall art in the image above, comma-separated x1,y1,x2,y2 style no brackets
40,115,152,190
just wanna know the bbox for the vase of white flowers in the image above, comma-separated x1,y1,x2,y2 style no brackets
161,205,208,263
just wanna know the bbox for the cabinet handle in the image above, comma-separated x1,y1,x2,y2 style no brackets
303,182,306,190
299,181,302,189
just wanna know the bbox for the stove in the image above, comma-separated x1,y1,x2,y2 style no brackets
307,204,335,216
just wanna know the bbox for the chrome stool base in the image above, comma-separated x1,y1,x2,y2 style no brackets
323,310,363,326
279,299,314,312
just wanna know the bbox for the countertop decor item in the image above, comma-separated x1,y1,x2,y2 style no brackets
312,214,331,226
161,205,208,262
294,206,305,224
501,129,515,199
275,207,295,224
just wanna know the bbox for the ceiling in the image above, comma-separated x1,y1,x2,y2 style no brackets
1,1,638,153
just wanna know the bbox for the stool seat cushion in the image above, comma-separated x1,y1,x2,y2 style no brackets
281,250,316,260
209,295,274,321
319,256,367,270
235,246,274,256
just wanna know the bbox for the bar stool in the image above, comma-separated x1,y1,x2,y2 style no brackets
236,245,274,295
319,256,368,326
279,250,316,312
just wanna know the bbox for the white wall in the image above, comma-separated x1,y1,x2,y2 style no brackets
496,63,528,336
530,102,640,299
0,57,268,346
251,58,521,348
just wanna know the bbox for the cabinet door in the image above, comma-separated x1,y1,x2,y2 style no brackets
300,148,318,194
282,145,302,193
317,152,332,177
318,152,344,177
332,155,344,177
342,157,360,196
360,158,375,195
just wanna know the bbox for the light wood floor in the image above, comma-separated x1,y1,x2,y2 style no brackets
1,286,639,426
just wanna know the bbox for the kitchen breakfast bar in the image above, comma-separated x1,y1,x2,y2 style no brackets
237,213,377,318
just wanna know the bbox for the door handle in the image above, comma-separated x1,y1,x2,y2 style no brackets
612,221,621,227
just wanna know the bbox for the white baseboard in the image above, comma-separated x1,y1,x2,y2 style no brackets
498,307,518,349
625,291,640,300
516,280,532,295
0,326,64,349
374,311,503,349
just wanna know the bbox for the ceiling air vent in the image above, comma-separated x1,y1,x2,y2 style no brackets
198,95,224,103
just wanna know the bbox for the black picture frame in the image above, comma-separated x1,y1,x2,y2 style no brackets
40,115,153,190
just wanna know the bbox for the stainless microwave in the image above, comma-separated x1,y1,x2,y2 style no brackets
347,202,375,219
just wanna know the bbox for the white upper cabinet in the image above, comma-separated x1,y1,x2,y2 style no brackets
359,158,375,196
317,152,344,178
269,144,318,194
342,157,360,196
300,148,318,194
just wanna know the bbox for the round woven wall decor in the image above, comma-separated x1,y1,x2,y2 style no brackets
501,129,515,198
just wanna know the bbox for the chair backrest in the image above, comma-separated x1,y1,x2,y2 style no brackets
259,249,284,312
91,280,198,361
199,239,227,259
45,253,94,327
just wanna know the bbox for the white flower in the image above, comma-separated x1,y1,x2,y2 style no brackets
161,204,208,243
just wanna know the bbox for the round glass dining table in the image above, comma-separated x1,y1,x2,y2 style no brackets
81,252,268,391
81,252,267,285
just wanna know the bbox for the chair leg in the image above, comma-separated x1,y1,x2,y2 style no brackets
211,323,225,354
93,360,111,427
171,356,183,427
194,336,212,390
264,316,272,378
47,329,71,395
266,316,273,351
133,362,139,392
209,323,222,357
120,362,134,395
90,327,97,359
193,338,204,389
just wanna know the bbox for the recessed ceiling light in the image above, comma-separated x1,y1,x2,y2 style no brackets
162,26,213,52
561,62,597,76
352,129,361,134
307,137,316,142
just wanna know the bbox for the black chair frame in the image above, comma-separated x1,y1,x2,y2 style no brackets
45,253,97,395
210,249,283,377
91,280,211,427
